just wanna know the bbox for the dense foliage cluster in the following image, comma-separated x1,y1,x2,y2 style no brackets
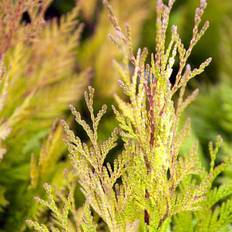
0,0,89,230
0,0,231,231
26,0,232,231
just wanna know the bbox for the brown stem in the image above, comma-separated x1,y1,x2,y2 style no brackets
143,75,158,225
144,190,150,225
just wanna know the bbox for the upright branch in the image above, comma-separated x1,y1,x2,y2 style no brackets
104,0,212,229
28,1,232,231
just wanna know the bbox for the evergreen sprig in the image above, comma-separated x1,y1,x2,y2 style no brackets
27,0,232,231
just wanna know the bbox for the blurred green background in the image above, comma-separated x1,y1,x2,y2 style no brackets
0,0,232,231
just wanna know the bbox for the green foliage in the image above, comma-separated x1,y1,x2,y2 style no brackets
27,181,97,232
189,16,232,152
28,1,232,231
0,0,89,230
187,16,232,218
0,0,230,231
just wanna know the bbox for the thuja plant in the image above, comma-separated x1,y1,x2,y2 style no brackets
189,17,232,148
78,0,149,98
27,0,232,231
0,0,89,230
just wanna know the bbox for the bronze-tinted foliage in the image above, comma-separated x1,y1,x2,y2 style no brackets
27,0,232,232
0,0,90,230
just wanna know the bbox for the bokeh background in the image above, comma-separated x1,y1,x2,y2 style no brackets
0,0,232,231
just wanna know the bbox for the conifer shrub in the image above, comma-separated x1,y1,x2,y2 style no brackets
78,0,149,98
26,0,232,231
0,0,89,230
189,17,232,150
